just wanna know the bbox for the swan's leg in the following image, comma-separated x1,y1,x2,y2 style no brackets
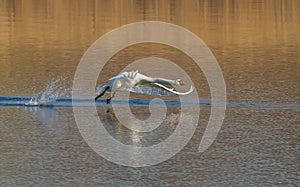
106,92,115,104
95,86,110,100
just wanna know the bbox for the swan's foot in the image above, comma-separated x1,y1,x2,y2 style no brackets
106,97,112,104
106,92,115,104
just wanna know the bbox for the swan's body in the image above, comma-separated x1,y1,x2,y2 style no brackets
95,71,194,103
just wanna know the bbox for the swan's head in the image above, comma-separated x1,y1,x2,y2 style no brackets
176,79,185,86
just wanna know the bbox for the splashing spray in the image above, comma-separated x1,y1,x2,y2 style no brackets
25,77,70,106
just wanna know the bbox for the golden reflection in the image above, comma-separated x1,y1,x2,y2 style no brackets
0,0,299,47
0,0,299,100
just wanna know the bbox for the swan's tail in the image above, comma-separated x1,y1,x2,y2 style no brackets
95,84,105,94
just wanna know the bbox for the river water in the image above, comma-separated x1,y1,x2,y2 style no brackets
0,0,299,186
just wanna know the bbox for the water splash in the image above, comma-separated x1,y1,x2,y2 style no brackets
25,77,70,106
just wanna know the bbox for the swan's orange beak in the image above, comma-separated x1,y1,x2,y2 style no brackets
179,80,185,85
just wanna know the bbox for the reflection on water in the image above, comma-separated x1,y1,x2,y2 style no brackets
0,0,299,186
25,106,57,126
99,106,181,147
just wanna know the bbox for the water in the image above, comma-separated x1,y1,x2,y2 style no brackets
0,0,299,186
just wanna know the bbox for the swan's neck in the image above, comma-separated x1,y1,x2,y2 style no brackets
153,78,177,85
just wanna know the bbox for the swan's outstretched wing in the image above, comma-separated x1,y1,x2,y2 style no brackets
128,83,194,96
109,71,139,81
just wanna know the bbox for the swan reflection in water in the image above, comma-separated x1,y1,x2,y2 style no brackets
98,106,182,147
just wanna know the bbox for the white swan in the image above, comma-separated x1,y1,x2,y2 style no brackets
95,71,194,103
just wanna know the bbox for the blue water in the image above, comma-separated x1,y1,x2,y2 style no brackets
1,95,299,110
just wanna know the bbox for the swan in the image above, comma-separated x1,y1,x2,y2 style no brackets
95,70,194,103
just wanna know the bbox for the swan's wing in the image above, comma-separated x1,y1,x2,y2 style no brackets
109,71,139,81
128,83,194,96
109,72,125,81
